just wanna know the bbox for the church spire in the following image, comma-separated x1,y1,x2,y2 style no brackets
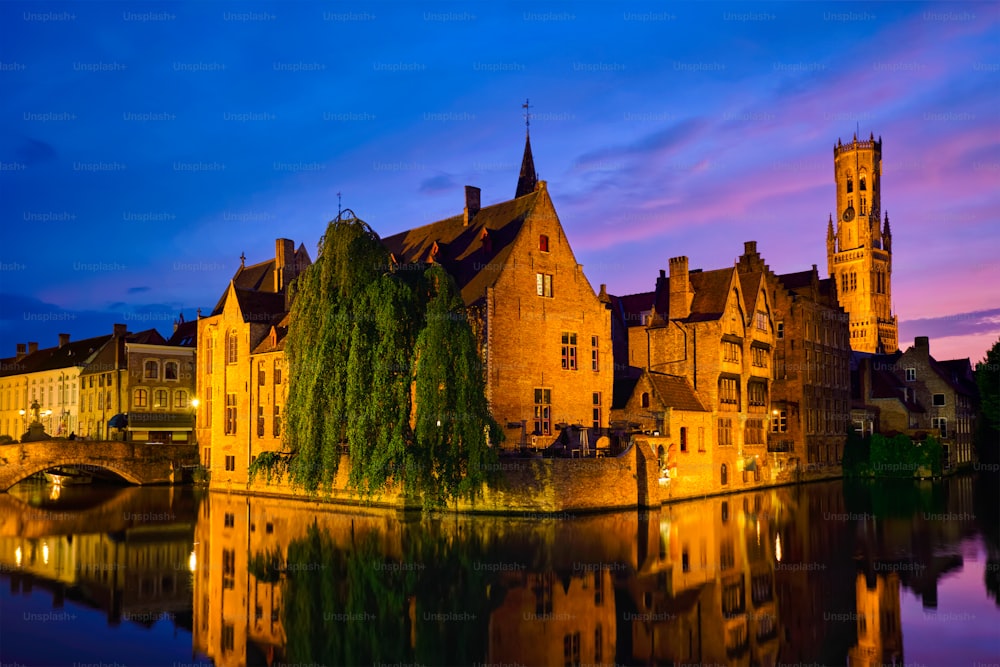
515,98,538,198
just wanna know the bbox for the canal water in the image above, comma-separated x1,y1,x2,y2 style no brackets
1,475,997,667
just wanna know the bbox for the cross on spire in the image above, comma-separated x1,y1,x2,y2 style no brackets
522,98,532,137
239,252,246,268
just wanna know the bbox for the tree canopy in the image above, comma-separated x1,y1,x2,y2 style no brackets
251,212,500,507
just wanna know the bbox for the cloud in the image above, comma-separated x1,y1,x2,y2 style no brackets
127,286,151,295
13,137,57,166
419,173,457,195
899,307,1000,342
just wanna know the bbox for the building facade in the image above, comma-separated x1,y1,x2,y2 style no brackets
826,134,898,354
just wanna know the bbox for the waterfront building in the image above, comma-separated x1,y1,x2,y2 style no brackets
78,319,197,443
0,333,112,440
381,134,614,447
195,239,310,480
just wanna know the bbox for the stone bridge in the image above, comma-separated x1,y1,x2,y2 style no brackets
0,440,199,492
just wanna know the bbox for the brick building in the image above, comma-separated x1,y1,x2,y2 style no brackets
736,242,851,468
78,320,197,443
853,337,977,469
382,136,613,448
196,240,310,482
610,251,776,493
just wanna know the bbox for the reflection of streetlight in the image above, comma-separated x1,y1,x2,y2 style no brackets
15,546,22,568
188,550,197,572
775,533,782,562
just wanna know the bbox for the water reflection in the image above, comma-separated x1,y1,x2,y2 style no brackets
0,475,997,666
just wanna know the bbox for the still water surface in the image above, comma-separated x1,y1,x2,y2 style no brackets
1,475,998,667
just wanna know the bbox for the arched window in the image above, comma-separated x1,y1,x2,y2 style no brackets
860,176,866,191
144,360,159,379
226,330,239,364
721,463,728,486
134,388,148,408
164,361,179,380
846,174,853,193
174,390,188,409
641,392,650,408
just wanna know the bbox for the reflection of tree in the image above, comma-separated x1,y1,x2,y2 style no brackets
974,469,1000,608
274,521,495,666
843,478,945,519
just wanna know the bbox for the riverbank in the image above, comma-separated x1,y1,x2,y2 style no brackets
209,440,844,515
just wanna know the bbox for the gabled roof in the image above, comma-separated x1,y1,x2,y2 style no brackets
778,269,814,292
81,329,167,376
930,357,976,396
739,271,763,314
210,243,310,317
647,372,708,412
867,353,925,413
610,291,662,328
382,190,540,306
612,376,640,410
688,267,736,322
252,314,291,355
231,288,287,325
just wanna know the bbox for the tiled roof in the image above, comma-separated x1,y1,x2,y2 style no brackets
232,288,287,325
381,191,539,306
167,320,198,347
80,329,167,376
739,271,763,314
252,314,291,355
13,334,112,375
688,267,735,321
778,270,814,291
930,357,976,396
647,372,707,412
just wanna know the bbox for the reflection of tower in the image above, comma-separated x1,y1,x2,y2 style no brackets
848,571,903,667
826,134,897,353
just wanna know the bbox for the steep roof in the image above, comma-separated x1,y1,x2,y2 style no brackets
647,372,708,412
739,271,763,314
515,134,538,198
612,376,639,410
610,291,659,328
778,270,814,292
167,319,198,347
382,191,540,306
930,357,976,397
688,267,736,322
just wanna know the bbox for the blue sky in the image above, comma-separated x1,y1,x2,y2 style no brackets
1,1,998,362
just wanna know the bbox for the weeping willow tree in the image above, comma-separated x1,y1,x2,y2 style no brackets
412,264,501,506
256,211,501,506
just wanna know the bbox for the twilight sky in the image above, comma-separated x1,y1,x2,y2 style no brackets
1,1,998,364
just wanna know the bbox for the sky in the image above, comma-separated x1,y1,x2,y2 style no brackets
1,1,998,364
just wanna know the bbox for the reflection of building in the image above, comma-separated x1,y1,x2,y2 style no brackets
489,569,616,667
622,492,780,666
849,572,903,667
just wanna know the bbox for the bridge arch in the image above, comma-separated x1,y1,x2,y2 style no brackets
1,458,145,491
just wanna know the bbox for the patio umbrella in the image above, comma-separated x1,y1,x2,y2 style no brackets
108,414,128,429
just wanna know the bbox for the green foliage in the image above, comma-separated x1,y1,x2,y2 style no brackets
282,215,501,507
975,337,1000,465
248,547,284,584
846,432,943,478
412,265,501,507
248,450,290,485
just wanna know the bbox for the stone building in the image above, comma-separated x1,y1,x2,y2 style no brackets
826,134,898,354
853,337,977,469
610,250,776,493
382,135,613,448
736,242,851,468
78,320,197,443
0,333,111,440
196,239,311,481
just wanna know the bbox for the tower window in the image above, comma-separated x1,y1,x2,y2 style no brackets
860,177,866,191
847,177,853,194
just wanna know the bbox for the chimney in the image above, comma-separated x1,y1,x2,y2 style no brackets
28,342,38,354
915,336,929,353
668,256,693,320
275,238,295,292
16,343,26,360
113,323,127,338
463,186,481,226
58,333,70,348
744,241,757,256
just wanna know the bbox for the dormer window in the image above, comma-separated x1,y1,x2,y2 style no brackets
539,235,549,252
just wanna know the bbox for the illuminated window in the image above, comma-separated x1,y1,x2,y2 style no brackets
535,273,553,298
174,390,188,409
153,389,168,409
533,388,551,436
144,360,159,379
561,332,577,370
134,388,148,408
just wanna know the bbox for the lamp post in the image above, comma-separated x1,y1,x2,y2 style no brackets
18,409,26,436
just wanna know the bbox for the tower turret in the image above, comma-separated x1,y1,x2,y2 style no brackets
828,133,896,353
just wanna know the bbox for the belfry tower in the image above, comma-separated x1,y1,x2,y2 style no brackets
826,133,898,353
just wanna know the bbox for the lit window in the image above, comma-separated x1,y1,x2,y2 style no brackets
154,389,168,409
134,388,148,408
174,390,188,409
533,388,551,436
561,332,577,370
144,360,159,379
536,273,553,298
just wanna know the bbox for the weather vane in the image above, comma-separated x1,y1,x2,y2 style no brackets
523,98,532,137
